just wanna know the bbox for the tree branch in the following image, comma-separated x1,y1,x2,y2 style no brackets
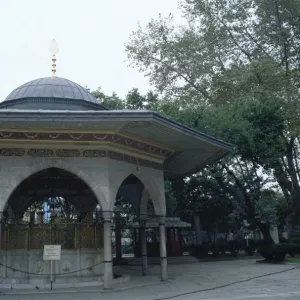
150,55,212,100
217,17,253,62
273,0,290,74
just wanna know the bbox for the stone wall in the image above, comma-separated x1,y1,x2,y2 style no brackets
0,249,103,284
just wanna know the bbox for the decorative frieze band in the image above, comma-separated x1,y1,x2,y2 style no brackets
56,149,80,157
83,150,106,157
0,148,162,170
0,131,172,157
0,148,25,156
28,149,53,157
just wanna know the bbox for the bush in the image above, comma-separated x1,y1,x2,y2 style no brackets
258,243,298,262
258,246,274,260
190,244,209,258
191,239,269,258
290,237,300,245
285,243,298,257
279,237,289,243
181,245,192,253
228,240,239,256
248,239,266,249
278,238,300,253
211,242,228,256
191,243,228,258
245,246,255,256
122,244,133,254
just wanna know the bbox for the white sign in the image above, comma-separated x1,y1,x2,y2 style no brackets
43,245,61,261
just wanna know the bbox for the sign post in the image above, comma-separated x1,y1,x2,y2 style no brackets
43,245,61,290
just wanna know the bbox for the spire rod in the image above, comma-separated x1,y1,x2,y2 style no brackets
49,39,59,77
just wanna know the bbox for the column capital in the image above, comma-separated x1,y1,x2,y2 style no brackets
159,216,166,226
140,219,147,228
139,213,147,221
102,211,113,222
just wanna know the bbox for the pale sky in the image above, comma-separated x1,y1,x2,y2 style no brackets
0,0,182,101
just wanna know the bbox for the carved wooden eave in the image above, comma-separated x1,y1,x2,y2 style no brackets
0,110,233,177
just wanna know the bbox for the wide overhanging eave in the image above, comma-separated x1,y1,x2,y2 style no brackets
164,147,231,178
0,109,233,152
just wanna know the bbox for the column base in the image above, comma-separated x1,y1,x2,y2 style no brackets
160,257,168,281
142,254,148,276
103,261,113,289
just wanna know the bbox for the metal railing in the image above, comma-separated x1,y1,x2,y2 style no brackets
0,210,104,250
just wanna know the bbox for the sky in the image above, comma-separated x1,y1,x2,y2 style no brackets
0,0,183,102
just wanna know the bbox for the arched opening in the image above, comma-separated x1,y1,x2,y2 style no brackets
2,168,103,250
112,173,168,280
113,174,157,264
0,168,104,283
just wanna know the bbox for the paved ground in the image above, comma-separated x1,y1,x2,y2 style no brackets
1,259,300,299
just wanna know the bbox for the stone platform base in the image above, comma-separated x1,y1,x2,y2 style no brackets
0,249,104,284
0,274,130,289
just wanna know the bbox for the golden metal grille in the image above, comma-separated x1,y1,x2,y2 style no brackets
2,224,104,250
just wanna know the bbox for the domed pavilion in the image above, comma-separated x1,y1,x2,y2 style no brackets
0,43,232,289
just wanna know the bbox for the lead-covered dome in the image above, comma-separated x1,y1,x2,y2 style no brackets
0,77,106,111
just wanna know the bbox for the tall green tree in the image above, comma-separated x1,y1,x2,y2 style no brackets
126,0,300,240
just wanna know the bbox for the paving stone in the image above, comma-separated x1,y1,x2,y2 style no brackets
1,259,300,300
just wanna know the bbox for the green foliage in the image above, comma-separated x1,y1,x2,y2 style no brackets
124,0,300,240
255,190,280,226
126,89,159,110
178,173,236,233
92,86,160,111
164,180,177,217
279,238,300,252
92,87,125,110
127,0,300,105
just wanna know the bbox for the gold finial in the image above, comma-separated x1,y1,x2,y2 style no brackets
49,39,59,77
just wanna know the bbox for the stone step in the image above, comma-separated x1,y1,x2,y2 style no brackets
127,255,199,266
0,274,130,289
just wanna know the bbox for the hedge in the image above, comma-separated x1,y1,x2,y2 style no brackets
258,243,298,262
190,239,265,258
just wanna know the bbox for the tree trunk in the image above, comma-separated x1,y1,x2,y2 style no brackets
287,140,300,204
193,215,202,245
270,225,279,244
257,222,274,245
285,214,293,238
273,163,291,204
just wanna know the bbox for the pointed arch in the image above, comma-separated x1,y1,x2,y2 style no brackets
111,170,166,217
0,159,107,213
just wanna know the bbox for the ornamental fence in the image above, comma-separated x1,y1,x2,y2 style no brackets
0,210,104,251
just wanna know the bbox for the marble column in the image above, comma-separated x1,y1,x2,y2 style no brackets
0,222,2,277
103,213,113,289
140,220,148,275
159,218,168,281
115,210,122,263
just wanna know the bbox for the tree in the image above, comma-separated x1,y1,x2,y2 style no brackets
127,0,300,102
126,0,300,241
180,172,237,238
170,98,286,243
92,87,125,110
